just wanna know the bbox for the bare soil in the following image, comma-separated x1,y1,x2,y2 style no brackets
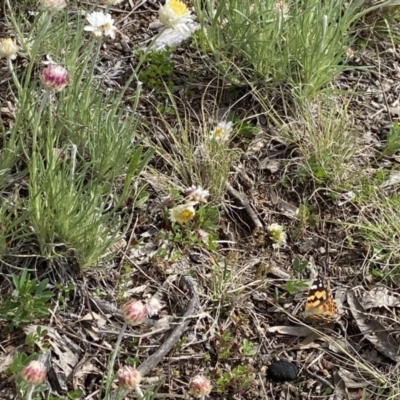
1,2,400,399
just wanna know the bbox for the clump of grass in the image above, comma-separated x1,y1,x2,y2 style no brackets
255,92,360,188
142,93,240,202
194,0,366,100
357,187,400,281
291,96,359,187
2,2,152,268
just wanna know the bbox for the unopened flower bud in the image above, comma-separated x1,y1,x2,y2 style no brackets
122,299,147,326
0,38,19,60
40,64,69,93
40,0,67,13
117,365,141,389
189,375,212,398
21,361,46,385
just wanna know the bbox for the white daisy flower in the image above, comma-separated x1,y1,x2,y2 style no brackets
84,11,117,39
210,121,233,142
185,186,210,203
267,223,287,249
158,0,194,34
170,203,196,224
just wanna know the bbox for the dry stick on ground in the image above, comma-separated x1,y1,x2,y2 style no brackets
111,275,200,399
226,183,263,230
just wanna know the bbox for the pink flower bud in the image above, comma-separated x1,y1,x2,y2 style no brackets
189,375,212,398
117,365,141,389
40,64,68,93
21,360,47,385
122,299,147,326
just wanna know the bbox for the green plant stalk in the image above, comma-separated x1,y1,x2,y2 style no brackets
7,58,22,93
104,322,127,398
104,323,145,398
25,384,34,400
30,90,51,217
5,4,55,185
21,12,54,95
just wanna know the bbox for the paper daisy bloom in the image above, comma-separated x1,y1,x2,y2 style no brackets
40,64,69,92
84,11,117,39
40,0,67,13
170,203,196,224
267,223,287,249
158,0,194,34
0,38,19,60
210,121,233,142
185,186,210,203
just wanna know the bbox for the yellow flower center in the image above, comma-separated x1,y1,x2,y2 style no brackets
181,210,192,218
178,209,194,222
214,127,223,138
101,22,111,31
170,0,189,17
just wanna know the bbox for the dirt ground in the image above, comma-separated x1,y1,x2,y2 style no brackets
1,1,400,399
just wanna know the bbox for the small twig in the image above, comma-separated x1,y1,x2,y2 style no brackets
305,369,334,390
99,326,170,338
111,276,200,399
226,183,263,229
138,276,199,376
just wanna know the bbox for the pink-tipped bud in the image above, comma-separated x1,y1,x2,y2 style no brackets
122,299,147,326
146,297,163,317
189,375,212,398
21,361,46,385
40,64,68,93
117,365,141,390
